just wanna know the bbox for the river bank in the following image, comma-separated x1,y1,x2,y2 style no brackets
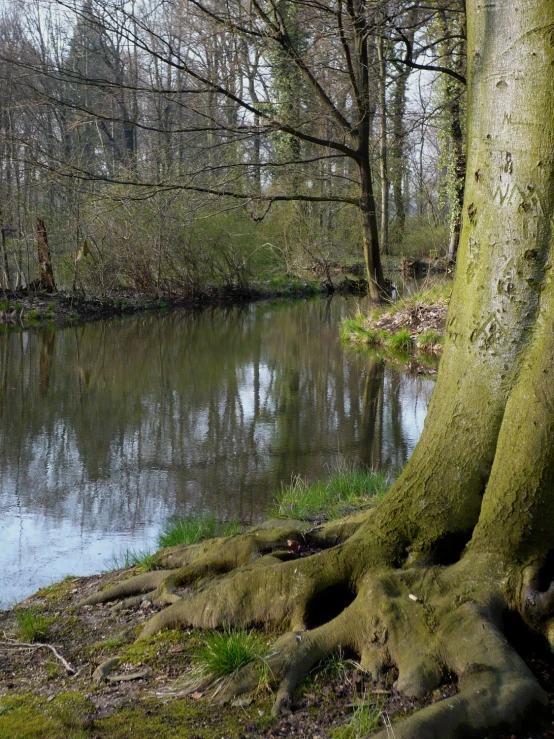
0,469,457,739
1,535,552,739
0,565,458,739
0,257,448,331
0,264,370,330
340,281,451,356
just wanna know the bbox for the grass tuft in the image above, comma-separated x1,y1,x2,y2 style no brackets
271,466,389,521
332,691,383,738
191,627,269,687
106,548,159,573
13,607,52,643
416,330,444,351
158,514,241,549
387,329,412,351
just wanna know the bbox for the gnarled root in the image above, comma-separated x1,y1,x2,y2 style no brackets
78,519,355,615
209,558,548,733
79,525,549,735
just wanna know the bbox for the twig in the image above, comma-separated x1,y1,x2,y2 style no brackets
0,638,76,674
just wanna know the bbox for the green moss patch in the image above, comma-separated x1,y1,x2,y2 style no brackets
96,696,273,739
0,693,95,739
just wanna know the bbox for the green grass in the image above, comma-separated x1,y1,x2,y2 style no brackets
191,627,269,687
106,547,159,573
417,330,444,351
158,514,241,549
341,279,451,352
331,692,383,739
388,329,412,351
13,607,52,643
339,319,388,346
270,466,389,521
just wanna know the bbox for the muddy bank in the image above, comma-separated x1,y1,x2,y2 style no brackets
0,285,323,329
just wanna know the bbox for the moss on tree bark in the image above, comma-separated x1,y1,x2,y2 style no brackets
80,2,554,734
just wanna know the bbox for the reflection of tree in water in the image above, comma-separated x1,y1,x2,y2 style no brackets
0,301,435,536
359,357,421,473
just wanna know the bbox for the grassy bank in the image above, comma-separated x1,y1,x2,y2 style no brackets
107,467,390,575
270,466,389,521
0,465,407,739
341,281,451,355
0,258,371,330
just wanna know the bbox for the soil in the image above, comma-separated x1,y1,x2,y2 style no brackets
1,569,554,738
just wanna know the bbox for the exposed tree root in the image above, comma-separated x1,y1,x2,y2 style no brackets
79,519,551,735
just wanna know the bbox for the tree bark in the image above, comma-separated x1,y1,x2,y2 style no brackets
359,160,386,301
390,63,409,246
78,2,554,735
36,218,57,293
377,36,389,256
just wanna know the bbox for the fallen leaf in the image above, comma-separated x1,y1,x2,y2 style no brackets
231,696,253,707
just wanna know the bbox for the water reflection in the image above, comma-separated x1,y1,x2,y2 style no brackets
0,299,434,602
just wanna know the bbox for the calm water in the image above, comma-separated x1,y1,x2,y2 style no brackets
0,298,435,604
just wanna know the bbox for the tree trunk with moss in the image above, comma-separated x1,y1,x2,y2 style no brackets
81,3,554,734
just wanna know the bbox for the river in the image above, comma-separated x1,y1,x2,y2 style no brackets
0,297,435,604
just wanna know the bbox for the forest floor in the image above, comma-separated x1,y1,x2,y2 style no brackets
1,566,554,738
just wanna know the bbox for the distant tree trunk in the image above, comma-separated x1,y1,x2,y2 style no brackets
359,160,385,300
440,4,467,263
377,36,389,255
36,218,57,293
0,218,11,291
446,100,465,262
390,58,411,246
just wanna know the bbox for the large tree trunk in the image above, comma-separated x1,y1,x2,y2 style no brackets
79,2,554,734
